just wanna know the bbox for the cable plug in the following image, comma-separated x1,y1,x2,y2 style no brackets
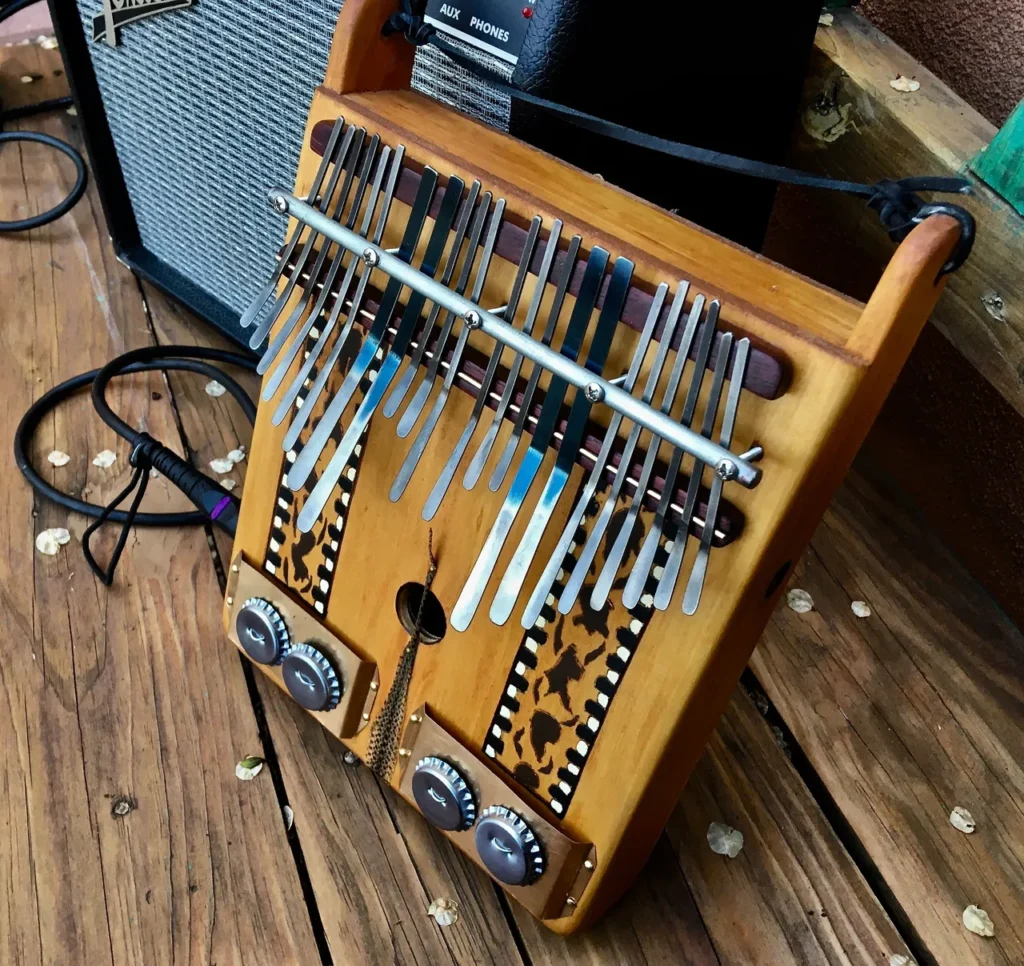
133,434,241,537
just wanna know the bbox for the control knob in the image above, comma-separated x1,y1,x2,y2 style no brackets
281,643,342,712
474,805,545,885
235,597,290,666
411,757,477,831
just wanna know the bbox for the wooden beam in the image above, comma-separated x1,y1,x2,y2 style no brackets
764,9,1024,421
972,98,1024,217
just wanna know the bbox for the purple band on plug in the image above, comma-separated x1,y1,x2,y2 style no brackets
211,496,233,520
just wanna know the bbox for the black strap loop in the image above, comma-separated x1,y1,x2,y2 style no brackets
81,436,157,586
383,4,975,274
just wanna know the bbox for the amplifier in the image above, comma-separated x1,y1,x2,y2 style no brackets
50,0,821,345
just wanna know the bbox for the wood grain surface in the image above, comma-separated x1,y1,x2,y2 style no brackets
764,9,1024,420
0,42,317,966
754,468,1024,966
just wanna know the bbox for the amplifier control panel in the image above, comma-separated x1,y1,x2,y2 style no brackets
424,0,536,65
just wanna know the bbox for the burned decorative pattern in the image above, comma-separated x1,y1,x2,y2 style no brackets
263,327,377,612
484,495,660,816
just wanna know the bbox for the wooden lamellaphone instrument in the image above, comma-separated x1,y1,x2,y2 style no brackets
224,0,966,932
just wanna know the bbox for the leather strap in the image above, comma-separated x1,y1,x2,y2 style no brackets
383,2,976,273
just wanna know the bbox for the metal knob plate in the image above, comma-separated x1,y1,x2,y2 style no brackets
281,643,342,712
474,805,545,886
411,757,476,832
235,597,290,665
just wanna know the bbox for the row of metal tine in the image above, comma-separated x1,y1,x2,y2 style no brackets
240,118,761,632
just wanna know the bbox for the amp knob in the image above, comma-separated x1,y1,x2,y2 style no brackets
281,643,342,712
235,597,290,666
411,757,476,832
474,806,545,886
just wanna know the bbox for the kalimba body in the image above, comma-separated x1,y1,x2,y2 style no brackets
223,0,962,933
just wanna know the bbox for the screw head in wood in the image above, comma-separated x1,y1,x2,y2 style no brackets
226,596,234,606
584,860,594,870
716,458,737,481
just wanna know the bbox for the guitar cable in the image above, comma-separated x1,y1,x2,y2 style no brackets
2,4,256,585
15,347,257,585
0,0,87,231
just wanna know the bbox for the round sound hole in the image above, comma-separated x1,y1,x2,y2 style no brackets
395,582,447,643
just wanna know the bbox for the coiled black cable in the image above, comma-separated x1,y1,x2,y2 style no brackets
0,129,87,231
0,0,89,231
15,346,258,583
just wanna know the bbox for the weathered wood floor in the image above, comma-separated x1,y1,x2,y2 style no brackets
2,40,1022,966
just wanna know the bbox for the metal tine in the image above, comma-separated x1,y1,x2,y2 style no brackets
394,192,492,439
682,339,750,615
388,196,503,502
488,235,582,491
447,247,611,631
419,214,554,523
461,216,546,489
260,132,378,391
240,117,345,330
486,257,641,627
286,166,439,491
267,142,388,408
258,128,367,375
589,295,706,612
383,181,482,419
648,332,732,608
274,145,403,436
622,301,721,609
534,282,685,623
296,175,467,532
653,330,735,610
248,124,359,351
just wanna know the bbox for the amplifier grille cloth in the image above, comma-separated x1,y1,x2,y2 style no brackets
74,0,511,317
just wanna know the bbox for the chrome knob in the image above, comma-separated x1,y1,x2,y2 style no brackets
411,757,476,832
474,806,545,886
281,643,342,712
235,597,290,666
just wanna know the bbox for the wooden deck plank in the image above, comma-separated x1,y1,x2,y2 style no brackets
754,468,1024,966
763,9,1024,631
144,285,913,965
764,9,1024,421
143,284,539,966
0,44,320,966
669,689,912,966
514,686,912,966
